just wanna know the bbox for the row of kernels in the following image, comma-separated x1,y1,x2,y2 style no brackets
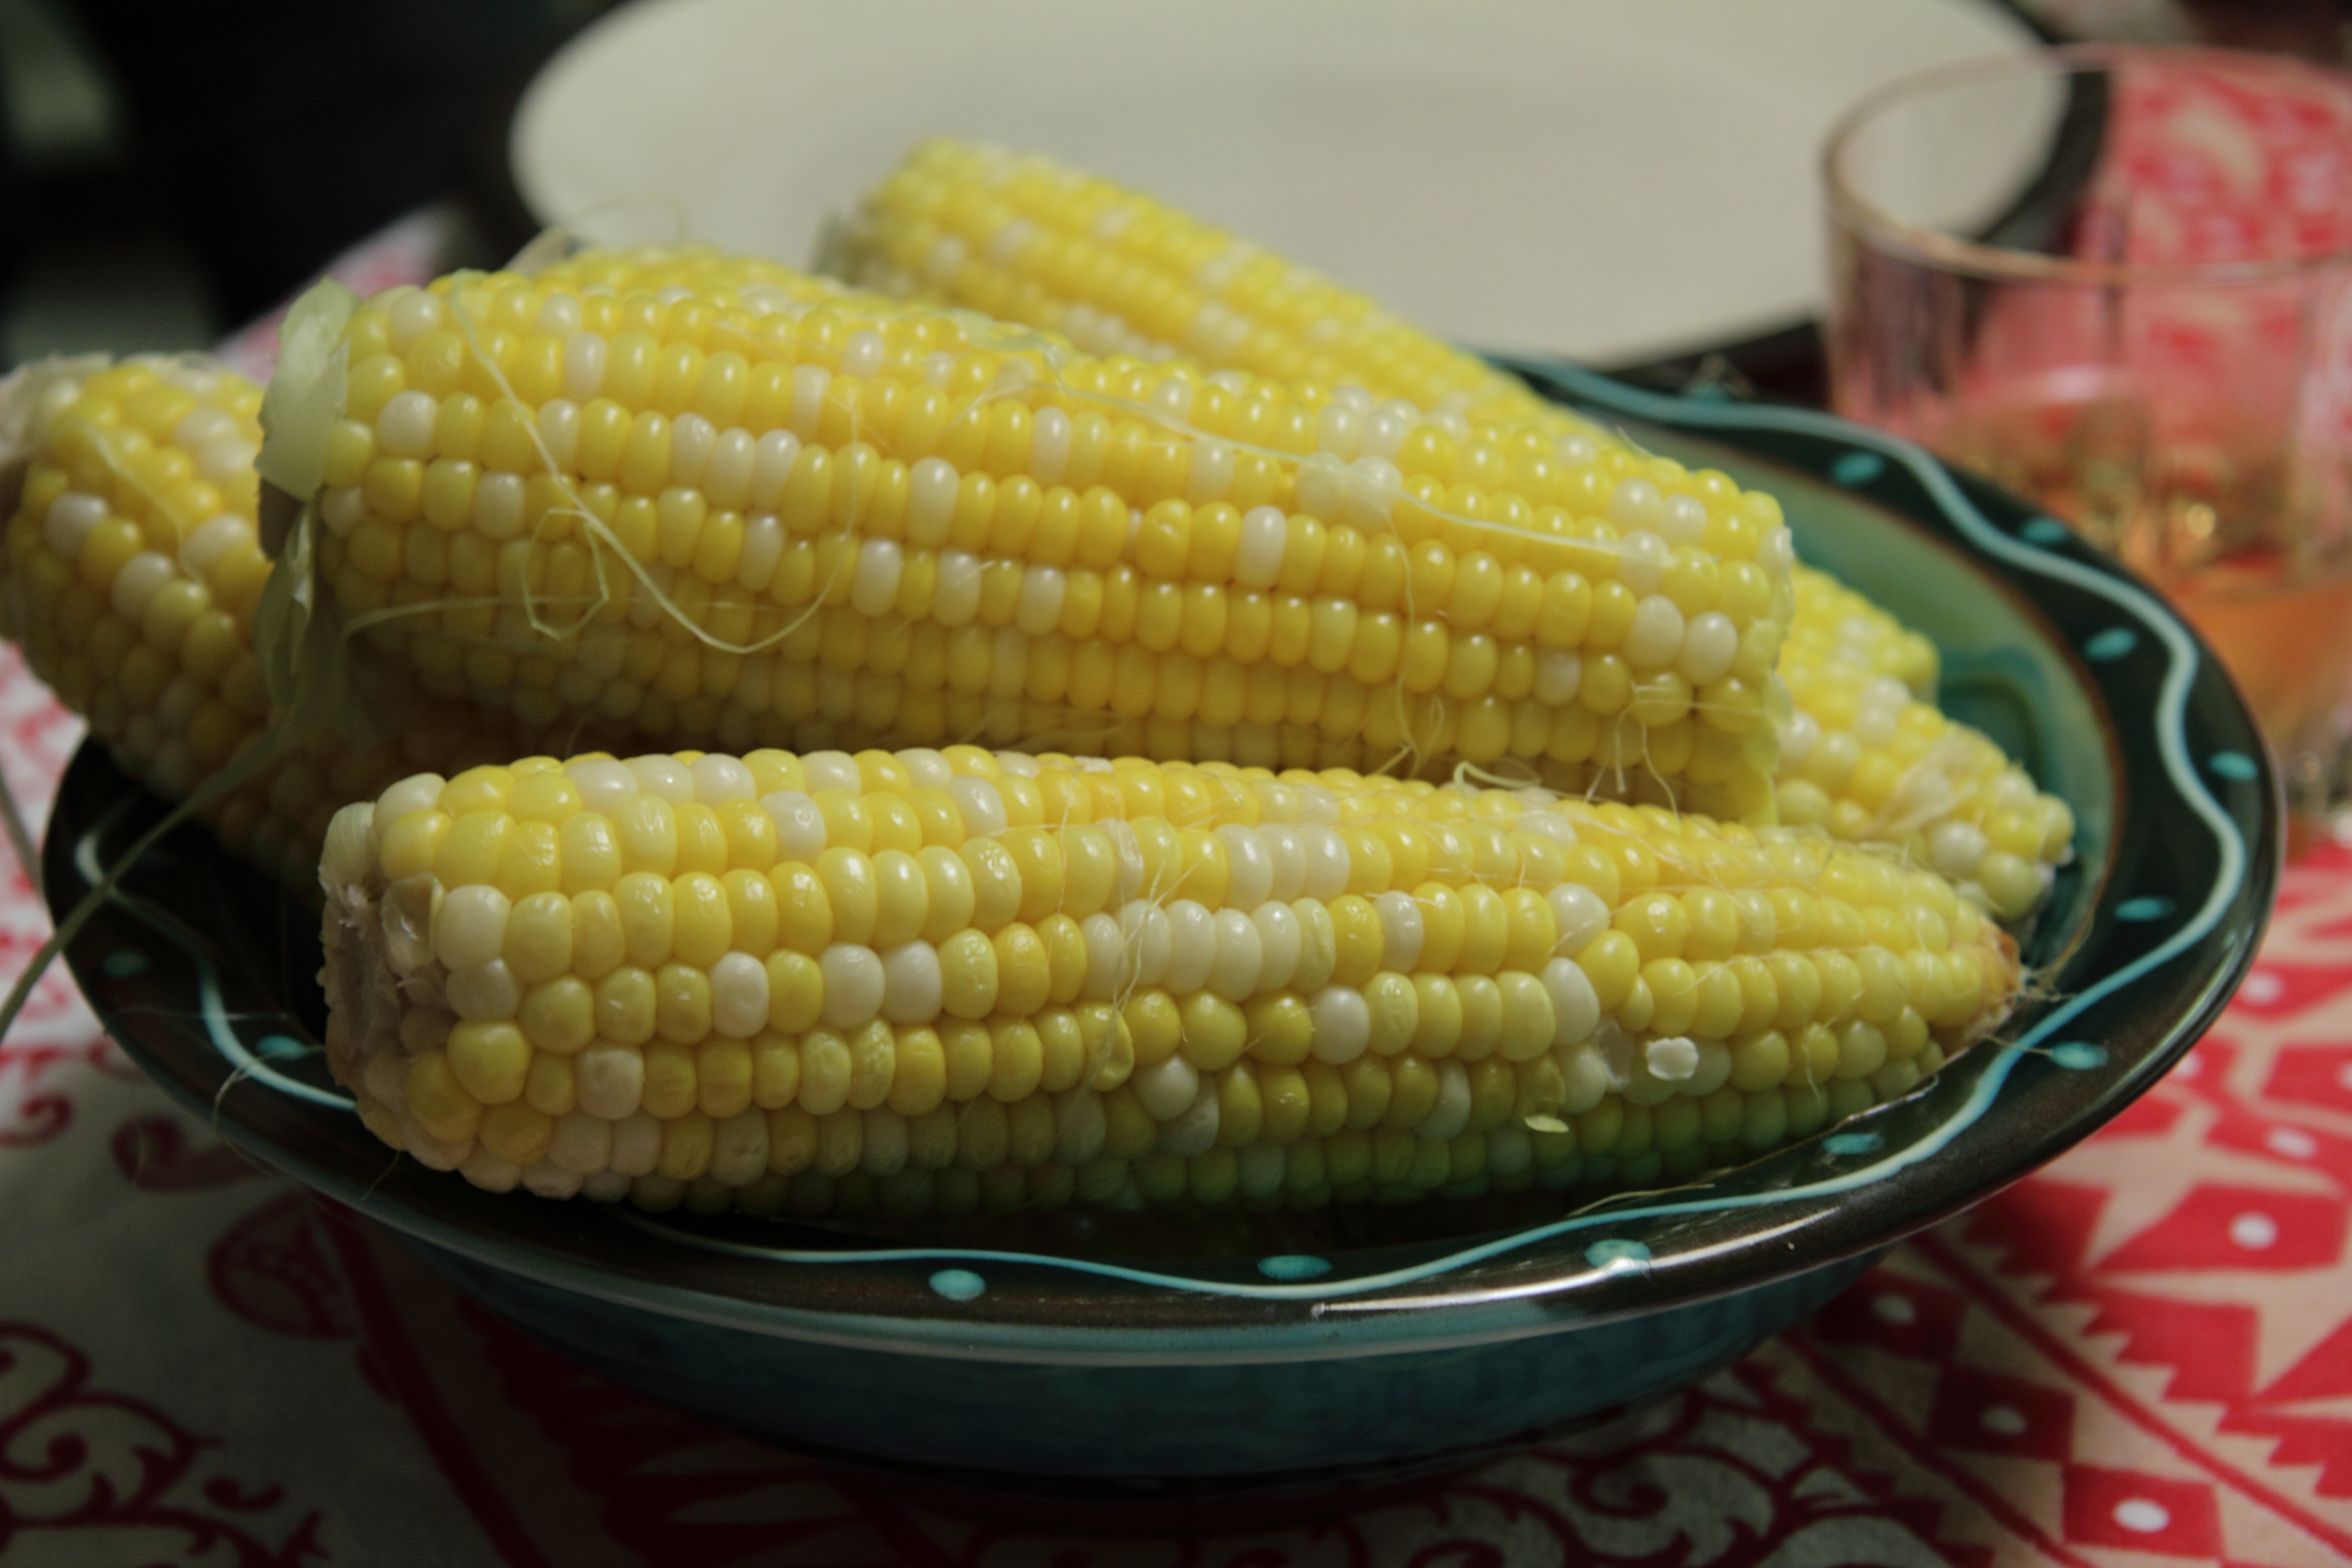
436,893,1572,1048
494,618,1767,771
321,452,1780,698
411,1056,1940,1214
546,1118,1605,1215
395,1024,1588,1183
410,936,1987,1124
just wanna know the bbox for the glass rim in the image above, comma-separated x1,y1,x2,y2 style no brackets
1823,42,2352,288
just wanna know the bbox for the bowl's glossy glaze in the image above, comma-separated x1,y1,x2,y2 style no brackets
50,370,2277,1501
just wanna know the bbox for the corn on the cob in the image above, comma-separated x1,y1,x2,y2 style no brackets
1776,568,2074,919
276,246,1796,823
0,355,563,883
838,143,2078,914
318,745,2019,1218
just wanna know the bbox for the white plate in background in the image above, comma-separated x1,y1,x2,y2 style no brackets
511,0,2036,365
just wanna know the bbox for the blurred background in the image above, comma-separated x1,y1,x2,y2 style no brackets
0,0,2347,373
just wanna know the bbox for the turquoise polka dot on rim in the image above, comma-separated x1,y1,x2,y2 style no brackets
101,950,148,978
2050,1042,2109,1070
928,1268,986,1302
1258,1254,1332,1281
2021,517,2073,546
2084,628,2138,661
2116,896,2175,922
1585,1239,1652,1270
1829,451,1886,486
2211,751,2259,781
1823,1132,1884,1156
256,1034,309,1059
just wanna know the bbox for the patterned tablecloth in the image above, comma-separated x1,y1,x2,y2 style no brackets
11,190,2352,1564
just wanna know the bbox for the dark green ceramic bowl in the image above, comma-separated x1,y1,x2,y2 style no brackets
50,368,2277,1514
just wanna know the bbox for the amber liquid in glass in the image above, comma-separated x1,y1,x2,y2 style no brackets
1939,385,2352,799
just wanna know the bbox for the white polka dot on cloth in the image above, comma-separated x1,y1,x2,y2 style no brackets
2265,1126,2319,1160
2229,1211,2280,1250
2113,1498,2171,1534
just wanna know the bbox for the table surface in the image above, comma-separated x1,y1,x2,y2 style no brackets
15,160,2352,1568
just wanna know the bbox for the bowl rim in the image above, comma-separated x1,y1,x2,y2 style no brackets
51,368,2279,1364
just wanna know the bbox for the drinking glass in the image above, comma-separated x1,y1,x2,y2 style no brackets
1824,44,2352,840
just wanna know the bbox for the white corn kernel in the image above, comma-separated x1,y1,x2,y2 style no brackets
1162,900,1215,994
1119,900,1173,989
1251,902,1302,994
1659,493,1711,545
945,775,1006,838
711,951,770,1037
818,944,885,1028
1216,825,1273,909
40,491,105,557
1309,985,1371,1064
179,511,252,573
1623,596,1686,671
1547,886,1611,956
1299,826,1352,901
880,942,943,1023
748,431,800,509
1375,890,1425,972
1133,1054,1200,1121
691,754,755,804
1157,1077,1221,1157
1080,912,1126,1000
1234,505,1288,589
1608,477,1663,531
565,757,638,812
1534,649,1582,706
434,885,510,970
851,539,902,617
447,960,522,1020
109,553,177,622
377,390,438,459
1416,1060,1473,1140
627,755,694,803
762,791,826,859
1209,909,1263,1000
575,1044,645,1121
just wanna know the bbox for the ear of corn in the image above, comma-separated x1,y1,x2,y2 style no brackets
837,143,2075,915
1776,568,2073,919
319,745,2019,1218
272,247,1800,823
0,355,569,883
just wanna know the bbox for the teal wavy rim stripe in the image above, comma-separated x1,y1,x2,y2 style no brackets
73,802,354,1112
608,370,2250,1304
141,369,2248,1308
